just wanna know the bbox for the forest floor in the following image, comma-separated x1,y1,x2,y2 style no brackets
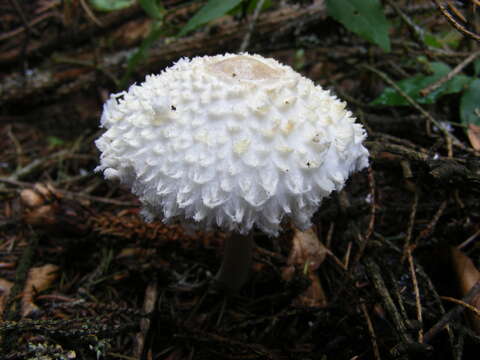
1,1,480,359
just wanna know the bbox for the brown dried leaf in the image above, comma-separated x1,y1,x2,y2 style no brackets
20,189,45,208
292,273,327,307
0,278,14,314
286,227,328,270
467,124,480,150
23,204,57,225
22,264,59,317
450,247,480,333
282,227,328,307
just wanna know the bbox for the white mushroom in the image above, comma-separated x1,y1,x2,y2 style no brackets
95,53,369,292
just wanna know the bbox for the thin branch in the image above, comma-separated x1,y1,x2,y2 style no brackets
362,64,465,150
239,0,266,52
403,190,419,261
360,303,382,360
386,0,426,45
8,0,40,37
0,177,138,207
79,0,104,27
432,0,480,42
407,251,424,342
0,11,55,41
424,281,480,343
441,296,480,318
420,49,480,96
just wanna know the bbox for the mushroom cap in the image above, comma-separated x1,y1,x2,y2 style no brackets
95,53,369,236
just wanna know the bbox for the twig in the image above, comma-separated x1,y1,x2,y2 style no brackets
0,177,138,207
325,222,335,248
134,281,158,359
7,150,69,181
403,190,419,260
53,56,119,87
239,0,266,52
420,49,480,96
107,353,137,360
364,259,413,344
415,200,447,242
2,2,327,102
362,64,464,149
59,189,139,207
401,187,425,342
385,0,426,45
6,126,23,166
8,0,40,37
432,0,480,42
2,232,39,347
441,296,480,318
407,250,424,342
416,266,456,358
360,303,382,360
424,281,480,343
388,271,410,323
79,0,104,27
351,166,376,267
343,241,352,269
457,228,480,249
448,1,467,23
0,12,55,41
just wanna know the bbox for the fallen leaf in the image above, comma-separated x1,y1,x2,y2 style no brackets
23,204,57,226
286,227,328,270
21,183,91,236
467,124,480,150
22,264,59,317
293,272,327,307
450,247,480,333
0,278,14,314
282,227,328,307
20,188,45,208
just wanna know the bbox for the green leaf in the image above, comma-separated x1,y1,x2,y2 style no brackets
474,59,480,77
436,30,463,49
326,0,391,52
139,0,165,20
246,0,272,13
423,33,442,49
47,136,65,147
88,0,135,12
371,62,472,106
178,0,244,37
460,79,480,126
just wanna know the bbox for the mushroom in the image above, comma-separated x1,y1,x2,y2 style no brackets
95,53,369,292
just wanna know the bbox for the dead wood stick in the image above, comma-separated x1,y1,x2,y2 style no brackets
238,0,266,52
424,281,480,343
133,281,158,359
0,5,143,65
364,259,413,344
432,0,480,42
0,177,138,207
1,2,326,106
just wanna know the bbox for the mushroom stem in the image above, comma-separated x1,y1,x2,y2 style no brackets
215,232,254,293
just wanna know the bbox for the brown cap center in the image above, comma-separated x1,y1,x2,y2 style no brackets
208,55,283,80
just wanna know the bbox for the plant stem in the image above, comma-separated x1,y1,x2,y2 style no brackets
215,232,254,293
